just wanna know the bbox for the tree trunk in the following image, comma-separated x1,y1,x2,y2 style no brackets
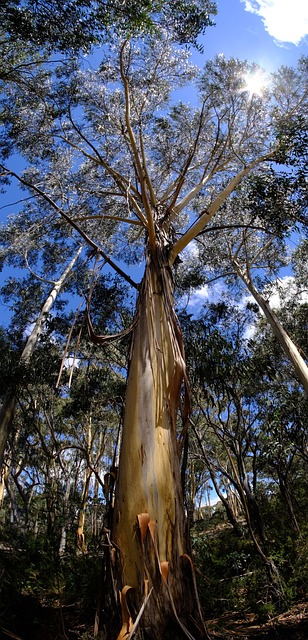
76,469,92,551
233,261,308,396
76,417,93,551
0,246,83,468
111,251,206,639
4,474,20,526
45,463,57,539
0,466,6,506
0,395,16,474
59,474,72,556
278,475,300,534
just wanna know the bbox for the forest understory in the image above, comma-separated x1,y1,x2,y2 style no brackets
1,510,307,640
0,583,307,640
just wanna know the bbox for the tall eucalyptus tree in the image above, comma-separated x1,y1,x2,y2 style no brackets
0,38,307,637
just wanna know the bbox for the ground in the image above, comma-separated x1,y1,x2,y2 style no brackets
207,604,308,639
0,597,307,639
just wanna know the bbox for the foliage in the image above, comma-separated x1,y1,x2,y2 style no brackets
1,0,217,52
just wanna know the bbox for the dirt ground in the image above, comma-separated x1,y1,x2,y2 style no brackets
0,601,307,639
207,603,308,639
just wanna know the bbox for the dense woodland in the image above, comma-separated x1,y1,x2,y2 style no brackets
0,2,307,639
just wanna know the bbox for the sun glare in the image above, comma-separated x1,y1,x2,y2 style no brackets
242,70,268,99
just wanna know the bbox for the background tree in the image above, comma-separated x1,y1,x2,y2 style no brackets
181,299,307,616
177,138,308,393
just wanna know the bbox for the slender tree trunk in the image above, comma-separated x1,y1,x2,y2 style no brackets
93,470,100,539
190,421,243,533
4,475,20,525
92,428,105,539
76,417,93,551
278,475,300,534
214,479,242,532
76,469,92,551
59,474,72,556
46,463,57,539
0,468,6,506
241,471,267,543
111,251,206,639
0,396,17,473
0,246,83,468
233,261,308,396
224,461,286,600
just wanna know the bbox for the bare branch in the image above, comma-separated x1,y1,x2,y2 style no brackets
24,250,57,285
120,42,156,255
170,151,275,264
65,108,148,227
72,214,143,226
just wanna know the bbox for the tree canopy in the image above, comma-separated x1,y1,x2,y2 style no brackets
0,0,217,52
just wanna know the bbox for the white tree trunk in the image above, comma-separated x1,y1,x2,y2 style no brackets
0,246,83,467
58,474,72,556
234,262,308,396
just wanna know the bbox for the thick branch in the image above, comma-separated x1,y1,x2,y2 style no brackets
66,110,148,227
120,43,156,255
232,257,308,396
72,214,143,226
164,102,207,216
170,152,274,264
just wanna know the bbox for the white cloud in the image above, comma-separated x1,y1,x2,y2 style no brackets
234,277,308,341
241,0,308,45
237,293,254,310
267,275,308,308
182,240,199,260
64,356,80,369
187,284,210,307
184,280,228,310
243,322,257,341
209,494,224,507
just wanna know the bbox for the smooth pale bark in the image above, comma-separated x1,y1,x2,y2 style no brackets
112,251,204,637
0,465,9,507
233,261,308,396
0,395,17,471
76,469,92,551
76,418,92,551
0,246,83,469
59,474,72,556
170,152,274,264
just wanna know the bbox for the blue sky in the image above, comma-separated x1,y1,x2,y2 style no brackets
198,0,307,68
176,0,308,317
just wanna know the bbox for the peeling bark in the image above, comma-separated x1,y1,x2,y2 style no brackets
111,247,205,638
